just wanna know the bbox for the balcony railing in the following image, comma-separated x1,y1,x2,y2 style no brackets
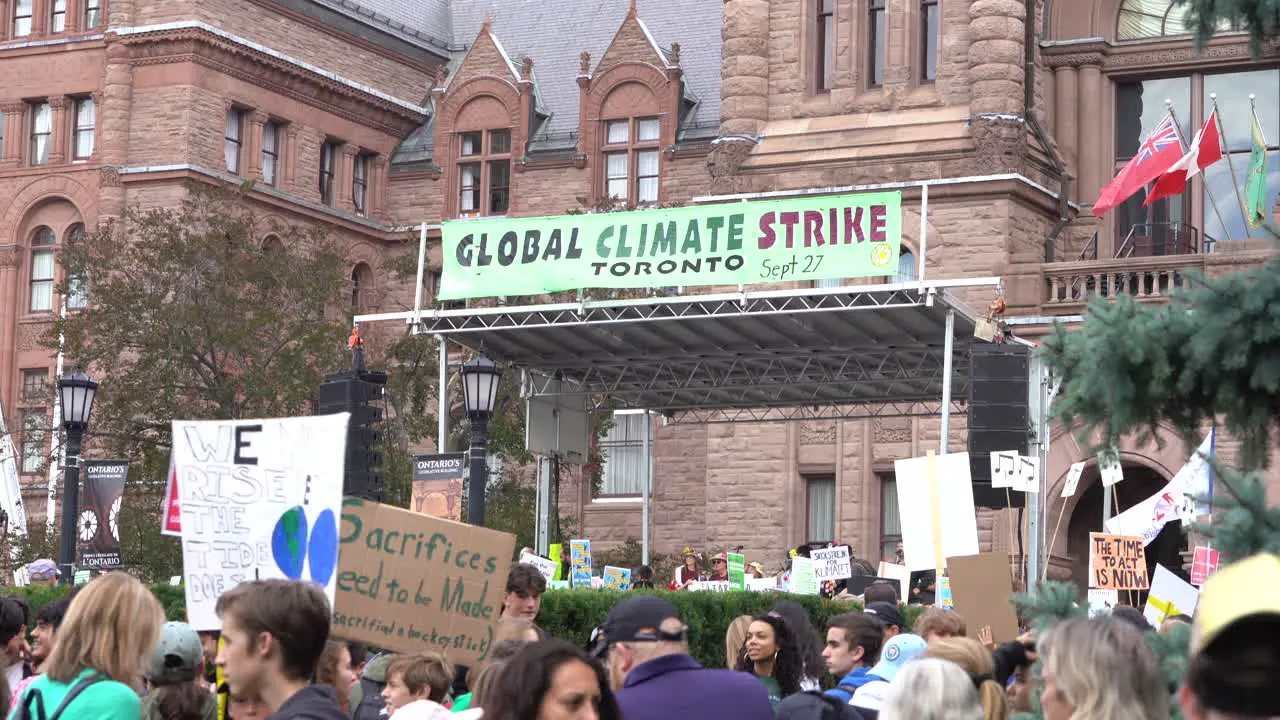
1116,222,1216,258
1044,254,1206,306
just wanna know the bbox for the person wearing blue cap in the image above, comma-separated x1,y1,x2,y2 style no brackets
849,633,928,713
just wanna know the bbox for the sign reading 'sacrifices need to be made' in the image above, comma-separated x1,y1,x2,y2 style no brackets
439,192,904,300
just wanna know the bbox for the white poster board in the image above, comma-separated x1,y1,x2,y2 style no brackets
877,561,912,601
1088,588,1118,618
519,552,559,584
789,557,819,595
894,452,980,571
811,546,853,581
1061,461,1086,498
1144,564,1200,627
172,414,349,630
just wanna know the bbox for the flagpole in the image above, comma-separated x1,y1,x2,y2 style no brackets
1211,93,1251,236
1167,100,1232,247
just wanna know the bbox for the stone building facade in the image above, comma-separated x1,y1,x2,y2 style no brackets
2,0,1278,584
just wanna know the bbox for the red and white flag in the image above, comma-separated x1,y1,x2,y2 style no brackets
1094,112,1184,217
1146,110,1224,205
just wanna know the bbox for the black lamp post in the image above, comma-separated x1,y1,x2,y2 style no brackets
460,356,501,527
57,369,97,585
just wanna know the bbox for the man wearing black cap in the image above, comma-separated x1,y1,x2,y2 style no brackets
594,596,772,720
862,602,903,640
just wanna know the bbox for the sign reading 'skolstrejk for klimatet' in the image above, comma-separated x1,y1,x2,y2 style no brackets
439,192,903,300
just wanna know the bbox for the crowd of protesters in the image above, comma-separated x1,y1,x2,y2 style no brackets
0,547,1273,720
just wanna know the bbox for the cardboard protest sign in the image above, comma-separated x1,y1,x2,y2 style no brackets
172,415,348,630
1087,589,1118,617
1089,533,1149,590
894,452,980,571
412,453,465,520
946,553,1019,644
79,460,128,569
811,546,853,581
1143,564,1199,627
1190,546,1220,586
789,557,819,595
569,539,592,588
602,566,631,591
727,553,746,590
333,497,515,666
877,561,912,601
519,552,558,584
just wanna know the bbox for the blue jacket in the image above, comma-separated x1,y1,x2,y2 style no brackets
615,654,773,720
824,667,879,703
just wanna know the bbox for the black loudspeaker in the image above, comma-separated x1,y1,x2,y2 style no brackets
968,343,1031,509
318,372,386,502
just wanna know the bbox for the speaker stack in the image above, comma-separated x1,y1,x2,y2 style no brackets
967,342,1031,509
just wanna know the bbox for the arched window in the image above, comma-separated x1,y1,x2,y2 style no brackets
1117,0,1237,39
896,249,917,282
350,262,374,313
29,226,55,313
602,116,661,205
65,223,87,309
262,234,284,255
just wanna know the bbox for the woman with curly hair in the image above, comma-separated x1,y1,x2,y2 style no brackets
769,602,824,691
734,614,803,709
482,639,620,720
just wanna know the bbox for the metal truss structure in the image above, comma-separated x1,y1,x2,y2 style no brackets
355,278,1001,425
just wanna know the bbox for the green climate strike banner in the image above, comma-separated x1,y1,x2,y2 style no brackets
439,191,903,300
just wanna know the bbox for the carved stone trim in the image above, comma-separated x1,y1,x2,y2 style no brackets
872,419,912,444
799,422,837,445
1043,52,1107,68
0,244,18,267
99,166,122,187
120,27,426,137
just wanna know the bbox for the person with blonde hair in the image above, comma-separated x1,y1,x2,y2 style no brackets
725,615,753,668
12,572,164,720
925,637,1007,720
880,657,983,720
1038,616,1167,720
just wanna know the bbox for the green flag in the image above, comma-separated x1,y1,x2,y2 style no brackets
1245,110,1269,229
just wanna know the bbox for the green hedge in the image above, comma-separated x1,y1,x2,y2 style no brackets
2,583,187,622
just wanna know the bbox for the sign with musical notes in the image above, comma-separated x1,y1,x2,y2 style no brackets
990,450,1039,492
1061,461,1086,498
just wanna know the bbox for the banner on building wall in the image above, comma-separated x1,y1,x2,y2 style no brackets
439,192,904,300
412,453,465,521
78,460,128,569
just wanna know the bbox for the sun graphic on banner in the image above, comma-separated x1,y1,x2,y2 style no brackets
871,243,894,268
78,510,98,543
109,497,122,542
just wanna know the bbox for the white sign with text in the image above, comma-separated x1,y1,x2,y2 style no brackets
810,546,853,581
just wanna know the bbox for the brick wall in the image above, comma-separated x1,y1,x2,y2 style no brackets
128,86,198,166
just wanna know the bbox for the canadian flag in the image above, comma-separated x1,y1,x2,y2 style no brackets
1146,110,1224,205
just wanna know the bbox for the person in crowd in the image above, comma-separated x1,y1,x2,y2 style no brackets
1109,605,1152,632
770,602,825,691
142,621,218,720
11,572,163,720
483,639,620,720
913,608,967,644
632,566,655,590
910,572,937,606
707,554,730,582
452,640,527,717
452,621,541,713
353,652,393,720
0,597,31,694
380,652,454,720
735,614,804,709
670,549,701,590
23,560,59,588
8,597,65,707
317,640,358,715
197,631,220,695
989,631,1036,688
862,602,903,640
1160,613,1192,634
746,561,766,579
924,637,1006,720
775,691,865,720
878,657,984,720
347,642,369,714
862,582,898,606
228,692,271,720
594,595,771,720
215,579,346,720
725,615,753,668
501,564,546,622
1038,616,1167,720
1178,553,1280,720
849,634,928,714
822,613,884,702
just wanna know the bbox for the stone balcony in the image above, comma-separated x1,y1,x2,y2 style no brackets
1042,253,1207,309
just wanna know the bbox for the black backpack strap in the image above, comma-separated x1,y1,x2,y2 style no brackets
47,673,107,720
18,686,49,720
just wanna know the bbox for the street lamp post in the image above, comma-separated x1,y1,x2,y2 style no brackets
57,369,97,585
460,357,501,527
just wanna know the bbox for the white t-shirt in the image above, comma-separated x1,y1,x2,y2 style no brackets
4,662,24,693
850,679,889,710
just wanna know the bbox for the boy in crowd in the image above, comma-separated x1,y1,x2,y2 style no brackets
453,563,546,698
380,653,453,720
0,596,31,692
215,579,346,720
912,608,966,644
822,613,884,702
849,634,928,714
862,602,904,640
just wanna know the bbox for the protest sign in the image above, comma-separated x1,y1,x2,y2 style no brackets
569,539,592,588
1087,589,1118,617
333,497,514,666
1061,461,1086,498
747,577,778,592
161,459,182,536
1099,451,1124,487
990,451,1039,492
1089,533,1149,590
894,452,980,571
691,580,732,592
549,543,563,581
877,561,912,601
1104,481,1182,546
1144,564,1200,627
727,553,746,590
79,460,127,569
1190,546,1220,586
811,546,853,581
789,557,819,595
947,553,1019,644
938,576,954,609
172,415,348,630
519,552,558,584
412,453,465,520
440,192,903,300
602,566,632,591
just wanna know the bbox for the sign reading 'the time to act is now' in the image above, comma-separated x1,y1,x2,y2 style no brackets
440,192,903,300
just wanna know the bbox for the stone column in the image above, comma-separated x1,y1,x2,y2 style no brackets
371,154,387,220
337,144,358,211
89,90,102,160
31,0,49,35
1077,62,1103,204
968,0,1025,117
0,101,24,167
246,111,267,180
1054,65,1078,196
720,0,769,137
65,0,80,33
48,96,68,164
283,125,299,191
99,37,133,220
0,246,18,415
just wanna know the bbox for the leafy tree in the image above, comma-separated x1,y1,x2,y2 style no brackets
1174,0,1280,55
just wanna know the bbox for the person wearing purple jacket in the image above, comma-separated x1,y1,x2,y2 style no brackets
593,596,773,720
